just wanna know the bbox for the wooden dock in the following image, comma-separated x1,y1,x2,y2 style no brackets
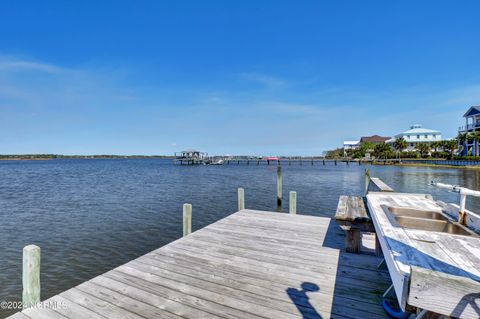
9,210,390,319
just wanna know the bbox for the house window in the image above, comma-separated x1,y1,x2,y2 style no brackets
417,135,420,139
406,135,409,139
424,135,428,138
410,143,414,147
433,134,436,138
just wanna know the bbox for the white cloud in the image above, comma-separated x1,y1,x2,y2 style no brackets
0,57,64,73
239,72,286,90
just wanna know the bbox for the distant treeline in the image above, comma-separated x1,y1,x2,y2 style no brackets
0,154,174,160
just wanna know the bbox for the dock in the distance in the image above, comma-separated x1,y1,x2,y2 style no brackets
10,210,390,319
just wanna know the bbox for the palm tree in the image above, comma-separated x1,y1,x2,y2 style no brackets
458,132,468,143
373,143,393,159
471,131,480,156
433,141,441,152
443,139,458,158
458,133,469,156
393,137,407,152
415,143,431,158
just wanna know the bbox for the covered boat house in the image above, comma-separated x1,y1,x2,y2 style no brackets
174,150,209,165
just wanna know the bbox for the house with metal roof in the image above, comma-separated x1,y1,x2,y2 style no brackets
459,106,480,133
343,140,360,157
343,140,360,149
387,124,442,151
458,106,480,156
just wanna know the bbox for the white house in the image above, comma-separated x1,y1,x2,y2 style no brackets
343,140,360,156
387,124,442,151
343,140,360,150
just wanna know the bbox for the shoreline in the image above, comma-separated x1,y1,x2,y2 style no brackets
372,162,480,169
2,156,479,169
0,156,174,161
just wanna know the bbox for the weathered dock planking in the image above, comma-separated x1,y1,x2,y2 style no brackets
9,210,390,319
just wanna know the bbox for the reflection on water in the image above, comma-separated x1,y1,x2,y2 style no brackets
0,159,478,317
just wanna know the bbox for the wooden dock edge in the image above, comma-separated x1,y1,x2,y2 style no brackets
369,177,394,192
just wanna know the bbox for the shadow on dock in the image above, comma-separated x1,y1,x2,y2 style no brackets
322,218,391,318
286,282,323,319
451,293,480,318
322,218,346,250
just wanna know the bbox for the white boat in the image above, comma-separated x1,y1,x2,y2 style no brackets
211,159,224,165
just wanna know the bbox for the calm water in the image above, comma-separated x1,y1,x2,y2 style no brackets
1,158,479,317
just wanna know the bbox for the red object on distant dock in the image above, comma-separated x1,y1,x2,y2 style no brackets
265,157,279,161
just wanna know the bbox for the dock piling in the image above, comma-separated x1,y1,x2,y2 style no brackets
23,244,41,309
459,193,467,225
183,203,192,236
277,166,282,211
289,191,297,214
365,168,371,195
238,188,245,211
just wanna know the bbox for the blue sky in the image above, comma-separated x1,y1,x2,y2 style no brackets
1,1,480,155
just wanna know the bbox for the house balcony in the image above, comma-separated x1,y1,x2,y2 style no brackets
458,123,480,132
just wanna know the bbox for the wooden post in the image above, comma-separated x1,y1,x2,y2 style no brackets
289,191,297,214
23,244,41,309
365,168,371,195
323,159,325,165
335,159,337,165
277,166,282,211
238,188,245,211
183,203,192,237
459,193,467,225
345,229,361,253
